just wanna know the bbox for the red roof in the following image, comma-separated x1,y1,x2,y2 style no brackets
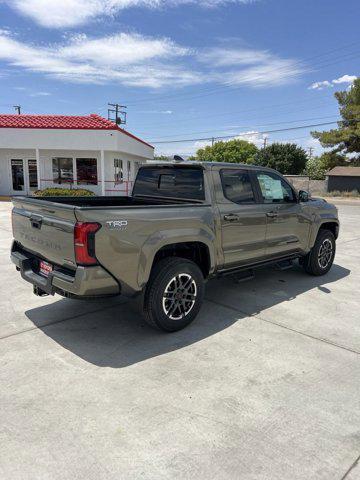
0,114,153,149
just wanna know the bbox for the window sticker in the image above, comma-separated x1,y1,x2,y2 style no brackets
258,174,283,201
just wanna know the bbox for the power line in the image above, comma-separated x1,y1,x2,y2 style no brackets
144,50,359,106
150,119,347,144
132,46,358,120
156,133,322,155
134,95,336,133
140,114,338,140
125,41,360,107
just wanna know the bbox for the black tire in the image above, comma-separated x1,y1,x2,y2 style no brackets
143,257,205,332
303,229,336,276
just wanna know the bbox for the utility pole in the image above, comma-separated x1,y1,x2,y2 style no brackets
211,137,215,147
13,105,21,115
108,103,127,126
308,147,314,159
263,136,268,149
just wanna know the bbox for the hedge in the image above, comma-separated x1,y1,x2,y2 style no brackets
34,188,95,197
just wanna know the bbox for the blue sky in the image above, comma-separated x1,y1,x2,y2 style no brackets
0,0,359,156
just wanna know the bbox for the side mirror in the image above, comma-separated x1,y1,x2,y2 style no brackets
299,190,309,202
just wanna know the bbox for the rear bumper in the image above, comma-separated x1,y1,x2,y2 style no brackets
11,243,120,298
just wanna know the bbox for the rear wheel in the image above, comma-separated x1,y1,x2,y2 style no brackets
303,229,336,276
143,257,205,332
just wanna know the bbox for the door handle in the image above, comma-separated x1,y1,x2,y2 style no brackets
224,213,240,222
266,211,278,218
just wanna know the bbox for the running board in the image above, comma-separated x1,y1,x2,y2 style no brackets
275,259,295,271
217,253,301,277
230,269,255,283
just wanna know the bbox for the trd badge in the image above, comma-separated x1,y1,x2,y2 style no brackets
106,220,128,230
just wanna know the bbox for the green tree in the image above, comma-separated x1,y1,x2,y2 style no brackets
312,78,360,161
254,143,308,174
154,155,170,161
304,157,327,180
305,152,348,180
318,151,348,170
189,139,258,164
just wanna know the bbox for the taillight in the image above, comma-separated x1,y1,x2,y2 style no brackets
74,222,101,266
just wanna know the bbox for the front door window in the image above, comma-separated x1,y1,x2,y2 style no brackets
256,172,295,203
11,159,25,191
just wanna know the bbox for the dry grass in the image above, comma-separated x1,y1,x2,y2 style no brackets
322,190,360,198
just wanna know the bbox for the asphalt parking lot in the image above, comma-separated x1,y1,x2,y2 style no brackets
1,200,360,480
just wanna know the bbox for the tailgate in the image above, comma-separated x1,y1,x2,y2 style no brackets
12,197,77,268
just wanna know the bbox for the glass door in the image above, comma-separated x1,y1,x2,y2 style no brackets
11,159,25,192
26,159,38,193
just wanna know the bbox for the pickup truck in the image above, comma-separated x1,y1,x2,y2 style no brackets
11,162,339,332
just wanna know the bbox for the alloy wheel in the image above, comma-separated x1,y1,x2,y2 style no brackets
318,238,333,269
162,273,197,320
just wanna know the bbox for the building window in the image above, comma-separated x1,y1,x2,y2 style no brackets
127,161,131,180
114,159,123,183
28,159,38,189
76,158,98,185
52,158,73,184
11,159,24,191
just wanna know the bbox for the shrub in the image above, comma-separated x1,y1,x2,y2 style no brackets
323,190,360,198
304,156,327,180
34,188,95,197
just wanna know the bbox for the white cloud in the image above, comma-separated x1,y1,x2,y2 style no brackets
235,130,268,147
139,110,173,114
0,30,305,89
0,30,201,88
309,75,357,90
201,47,272,67
302,137,323,156
61,33,189,66
200,131,268,148
332,74,357,84
30,91,51,97
308,80,333,90
202,47,304,87
8,0,256,28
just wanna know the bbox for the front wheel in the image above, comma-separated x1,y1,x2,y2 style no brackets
303,229,336,276
143,257,205,332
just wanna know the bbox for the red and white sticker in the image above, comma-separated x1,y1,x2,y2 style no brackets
39,260,53,277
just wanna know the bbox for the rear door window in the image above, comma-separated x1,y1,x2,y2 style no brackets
133,167,205,200
221,169,255,204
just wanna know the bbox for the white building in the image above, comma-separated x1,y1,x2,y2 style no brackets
0,114,154,196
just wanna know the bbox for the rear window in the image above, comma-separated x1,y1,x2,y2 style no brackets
133,167,205,200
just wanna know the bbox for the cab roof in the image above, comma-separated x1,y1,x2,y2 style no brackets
144,161,273,171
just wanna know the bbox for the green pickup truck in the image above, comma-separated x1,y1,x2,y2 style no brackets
11,162,339,332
